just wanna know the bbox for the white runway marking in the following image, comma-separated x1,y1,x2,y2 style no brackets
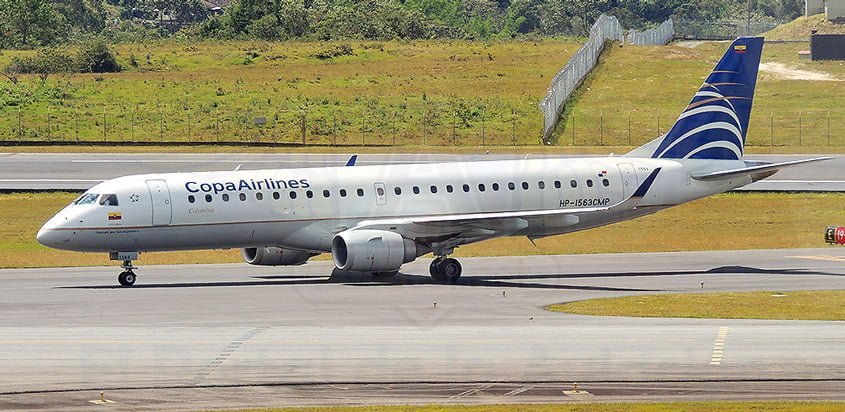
710,326,729,365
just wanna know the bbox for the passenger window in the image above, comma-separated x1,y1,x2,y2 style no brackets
340,189,347,197
413,186,420,194
188,195,195,203
306,190,314,198
99,194,119,206
478,183,485,192
239,193,247,201
356,188,364,197
430,185,438,194
602,178,610,187
462,184,470,193
586,179,594,188
554,180,561,189
273,192,280,200
492,183,499,191
394,187,402,195
222,194,230,202
521,182,529,190
256,192,264,200
570,180,577,188
446,185,453,193
508,182,515,190
205,194,213,203
377,187,385,196
538,181,545,190
324,190,331,198
290,191,297,199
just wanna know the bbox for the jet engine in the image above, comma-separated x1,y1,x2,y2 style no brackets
331,229,417,272
242,247,316,266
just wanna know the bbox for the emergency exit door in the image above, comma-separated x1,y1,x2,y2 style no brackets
146,179,172,226
617,163,639,198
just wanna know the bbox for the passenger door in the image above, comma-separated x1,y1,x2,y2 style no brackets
146,179,172,226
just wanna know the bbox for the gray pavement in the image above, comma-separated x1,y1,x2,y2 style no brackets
1,248,844,409
0,152,841,191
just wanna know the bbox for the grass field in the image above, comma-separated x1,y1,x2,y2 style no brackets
232,402,845,412
547,290,845,321
4,191,843,269
557,40,845,147
0,40,582,146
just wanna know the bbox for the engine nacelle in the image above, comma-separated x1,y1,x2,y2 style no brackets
242,247,316,266
331,229,417,272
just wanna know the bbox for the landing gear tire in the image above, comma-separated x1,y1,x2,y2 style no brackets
118,271,136,287
371,270,399,279
430,258,461,283
429,259,446,282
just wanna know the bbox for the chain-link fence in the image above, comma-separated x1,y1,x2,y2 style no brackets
558,110,844,147
539,14,624,143
0,99,541,146
673,18,777,40
628,18,674,45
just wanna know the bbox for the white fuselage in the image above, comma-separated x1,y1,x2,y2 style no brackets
37,156,750,254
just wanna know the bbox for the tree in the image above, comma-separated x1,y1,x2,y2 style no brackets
75,39,121,73
0,0,66,48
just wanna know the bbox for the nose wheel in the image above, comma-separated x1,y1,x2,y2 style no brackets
429,257,462,283
117,258,137,287
118,270,136,287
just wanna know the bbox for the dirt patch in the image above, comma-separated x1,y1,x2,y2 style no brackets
759,62,841,81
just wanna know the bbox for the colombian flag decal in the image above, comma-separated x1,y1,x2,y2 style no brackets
734,44,747,53
108,212,122,221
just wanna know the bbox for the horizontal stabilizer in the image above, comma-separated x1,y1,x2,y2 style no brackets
691,157,832,181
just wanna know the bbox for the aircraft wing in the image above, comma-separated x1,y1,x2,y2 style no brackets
349,168,661,240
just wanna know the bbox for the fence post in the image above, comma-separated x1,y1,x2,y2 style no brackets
46,104,51,141
452,110,457,145
300,112,306,145
656,109,660,136
187,106,192,143
511,108,516,146
627,111,631,145
770,112,773,146
361,108,365,146
102,105,107,142
481,108,486,146
18,106,22,141
159,105,164,142
798,111,802,146
599,110,604,145
332,111,337,146
828,111,831,145
215,106,220,143
571,113,576,145
75,105,79,143
392,111,397,145
131,104,136,142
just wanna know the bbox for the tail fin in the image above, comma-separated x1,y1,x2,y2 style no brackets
644,37,764,160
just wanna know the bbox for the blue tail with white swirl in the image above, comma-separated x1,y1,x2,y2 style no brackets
650,37,763,160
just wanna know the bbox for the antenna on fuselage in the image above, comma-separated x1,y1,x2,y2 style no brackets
234,164,242,171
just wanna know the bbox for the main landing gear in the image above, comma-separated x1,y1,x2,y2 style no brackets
429,257,462,283
110,252,139,287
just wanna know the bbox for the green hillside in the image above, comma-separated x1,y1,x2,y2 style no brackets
556,40,845,148
764,13,845,40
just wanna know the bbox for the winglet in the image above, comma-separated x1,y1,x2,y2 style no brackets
345,155,358,167
632,167,661,198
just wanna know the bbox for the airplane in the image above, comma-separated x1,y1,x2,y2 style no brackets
37,37,829,287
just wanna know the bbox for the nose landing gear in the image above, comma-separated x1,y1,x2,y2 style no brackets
429,256,462,283
110,252,139,287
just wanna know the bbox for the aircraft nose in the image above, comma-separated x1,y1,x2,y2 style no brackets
36,225,56,247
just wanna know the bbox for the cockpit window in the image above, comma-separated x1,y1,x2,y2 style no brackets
73,193,99,205
99,194,119,206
